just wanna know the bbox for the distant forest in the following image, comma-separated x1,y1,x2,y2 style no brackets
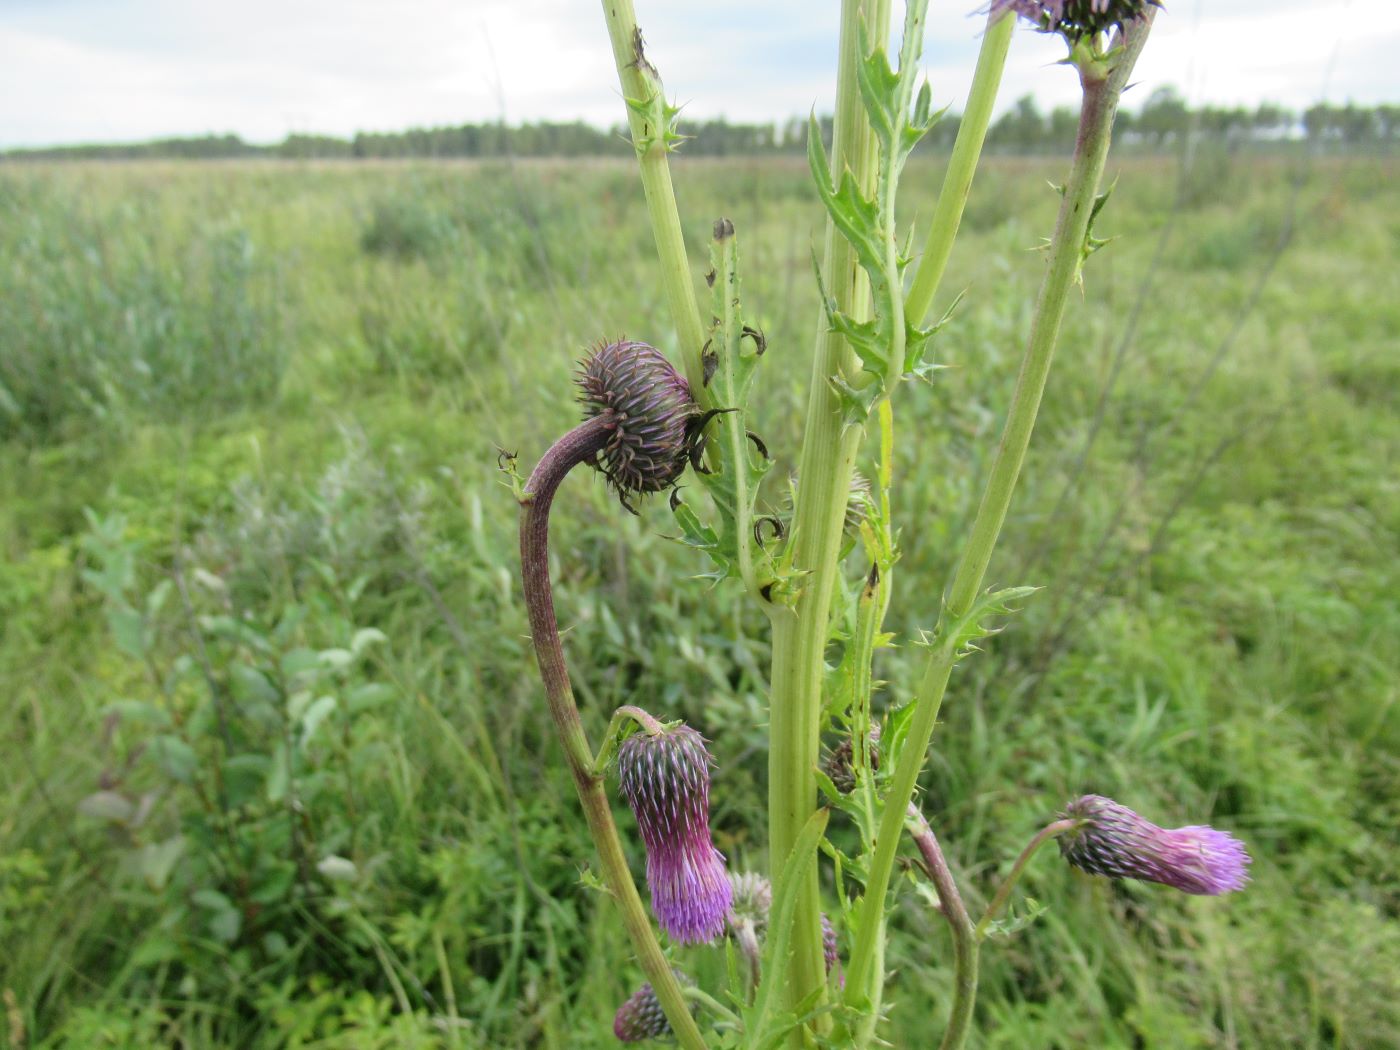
4,89,1395,161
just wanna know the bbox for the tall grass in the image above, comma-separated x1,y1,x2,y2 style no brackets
0,154,1396,1047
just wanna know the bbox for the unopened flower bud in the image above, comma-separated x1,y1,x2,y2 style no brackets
612,970,694,1042
727,871,773,933
822,911,841,979
617,721,731,943
823,721,882,794
576,340,697,506
1058,795,1250,895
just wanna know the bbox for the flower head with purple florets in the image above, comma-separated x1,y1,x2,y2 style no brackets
617,721,731,943
1058,794,1251,895
990,0,1159,41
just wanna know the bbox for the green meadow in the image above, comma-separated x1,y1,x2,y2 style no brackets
1,151,1396,1047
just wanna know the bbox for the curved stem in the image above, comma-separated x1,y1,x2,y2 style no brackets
906,806,978,1050
519,416,708,1050
976,818,1079,939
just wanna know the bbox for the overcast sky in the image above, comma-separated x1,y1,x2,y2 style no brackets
1,1,1396,148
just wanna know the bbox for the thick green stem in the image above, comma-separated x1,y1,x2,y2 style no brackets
906,806,978,1050
905,11,1014,326
599,0,709,404
842,13,1156,1017
767,0,890,1035
519,418,708,1050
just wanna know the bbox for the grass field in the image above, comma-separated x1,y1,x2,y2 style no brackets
1,150,1397,1048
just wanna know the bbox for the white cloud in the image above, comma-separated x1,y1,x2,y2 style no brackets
1,0,1397,148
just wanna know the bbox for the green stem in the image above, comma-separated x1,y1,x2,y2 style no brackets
593,704,667,775
905,11,1014,327
976,818,1079,940
519,418,708,1050
599,0,709,405
767,0,890,1036
905,806,978,1050
842,13,1155,1014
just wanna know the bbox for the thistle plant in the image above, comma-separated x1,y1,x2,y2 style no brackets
510,2,1254,1047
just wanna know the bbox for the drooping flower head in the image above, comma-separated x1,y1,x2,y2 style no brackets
612,970,694,1043
990,0,1158,43
576,340,697,508
617,721,731,943
1058,794,1251,895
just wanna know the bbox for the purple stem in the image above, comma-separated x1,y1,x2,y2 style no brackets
518,415,707,1050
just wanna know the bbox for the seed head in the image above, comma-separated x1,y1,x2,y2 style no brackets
617,721,731,943
612,970,694,1042
576,340,697,506
1059,794,1251,895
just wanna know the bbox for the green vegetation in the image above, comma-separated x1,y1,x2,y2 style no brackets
1,151,1396,1047
4,93,1396,163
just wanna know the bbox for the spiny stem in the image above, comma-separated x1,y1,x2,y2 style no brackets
519,416,708,1050
977,818,1079,939
905,10,1014,327
842,13,1156,1017
767,0,891,1036
599,0,709,406
906,805,978,1050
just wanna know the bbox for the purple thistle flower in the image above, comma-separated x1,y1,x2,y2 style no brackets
617,722,731,943
576,340,698,508
612,970,694,1043
989,0,1157,39
1059,795,1251,895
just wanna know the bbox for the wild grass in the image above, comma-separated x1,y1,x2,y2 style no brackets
0,151,1396,1048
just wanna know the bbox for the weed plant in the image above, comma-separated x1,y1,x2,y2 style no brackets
0,66,1397,1050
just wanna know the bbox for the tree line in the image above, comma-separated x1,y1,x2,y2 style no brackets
4,90,1395,162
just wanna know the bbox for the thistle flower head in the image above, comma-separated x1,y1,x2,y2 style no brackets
991,0,1158,42
1058,794,1251,895
823,721,882,794
822,911,841,980
617,721,731,943
727,871,773,933
576,340,697,506
612,970,694,1043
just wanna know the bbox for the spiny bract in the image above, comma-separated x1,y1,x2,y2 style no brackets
576,340,696,506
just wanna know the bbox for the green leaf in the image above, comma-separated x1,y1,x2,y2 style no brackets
250,862,297,905
299,695,338,746
223,753,271,808
77,790,135,824
132,835,185,890
149,735,198,784
108,606,147,658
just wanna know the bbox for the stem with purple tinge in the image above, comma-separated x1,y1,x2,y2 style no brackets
519,414,708,1050
906,806,978,1050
